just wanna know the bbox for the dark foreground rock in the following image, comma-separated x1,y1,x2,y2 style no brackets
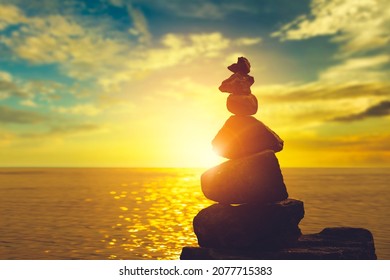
181,227,377,260
212,116,284,159
193,199,304,249
201,150,288,204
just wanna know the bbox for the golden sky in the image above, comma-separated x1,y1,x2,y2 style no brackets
0,0,389,167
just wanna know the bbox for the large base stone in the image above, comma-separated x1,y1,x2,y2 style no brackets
193,199,304,249
212,115,283,159
201,150,288,204
181,227,377,260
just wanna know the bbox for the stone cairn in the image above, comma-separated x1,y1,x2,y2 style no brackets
180,57,377,260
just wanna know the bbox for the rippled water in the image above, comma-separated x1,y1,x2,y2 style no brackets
0,168,389,259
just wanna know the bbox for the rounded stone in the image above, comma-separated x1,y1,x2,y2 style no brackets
201,150,288,204
227,93,258,115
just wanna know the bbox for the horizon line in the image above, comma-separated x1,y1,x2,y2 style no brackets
0,166,388,169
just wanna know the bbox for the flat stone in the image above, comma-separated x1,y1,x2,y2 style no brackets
212,116,283,159
201,150,288,204
180,227,377,260
227,57,251,74
227,93,258,115
193,199,304,249
219,73,254,95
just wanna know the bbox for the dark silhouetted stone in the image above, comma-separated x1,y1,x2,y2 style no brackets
227,93,258,115
201,150,287,204
193,199,304,249
180,227,377,260
219,73,254,95
228,57,251,74
212,116,283,159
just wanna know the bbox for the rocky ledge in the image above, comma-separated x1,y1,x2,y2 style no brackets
181,227,376,260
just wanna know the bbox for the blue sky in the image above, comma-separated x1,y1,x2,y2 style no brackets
1,0,389,167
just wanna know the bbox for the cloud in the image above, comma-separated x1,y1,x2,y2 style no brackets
0,5,135,84
51,104,101,116
98,32,230,90
271,0,390,85
166,1,225,19
0,73,30,99
116,0,254,20
272,0,390,55
0,105,47,124
0,70,12,81
288,132,390,152
319,55,390,83
234,37,262,46
126,3,151,44
253,81,390,128
254,82,390,104
19,123,104,139
108,0,124,7
0,0,85,16
1,4,232,92
106,0,152,44
162,32,229,60
20,99,38,107
3,15,98,65
0,3,26,30
47,123,102,135
23,80,63,101
0,70,64,102
331,100,390,122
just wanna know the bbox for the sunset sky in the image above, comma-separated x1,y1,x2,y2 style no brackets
0,0,389,167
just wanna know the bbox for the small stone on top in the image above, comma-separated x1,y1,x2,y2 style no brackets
228,57,251,74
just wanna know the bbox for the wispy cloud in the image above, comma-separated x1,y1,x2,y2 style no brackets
234,37,262,46
331,100,390,122
271,0,390,87
288,132,390,153
0,105,47,124
1,4,233,93
45,123,101,135
319,55,390,83
20,99,38,107
0,71,30,99
18,123,104,139
0,70,65,104
117,0,256,20
254,82,390,104
272,0,390,55
99,32,230,90
253,81,390,130
51,104,101,116
126,3,152,44
0,3,26,30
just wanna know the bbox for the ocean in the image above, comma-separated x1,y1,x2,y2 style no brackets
0,168,389,260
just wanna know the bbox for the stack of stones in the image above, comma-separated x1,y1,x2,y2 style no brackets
191,57,305,252
180,57,377,259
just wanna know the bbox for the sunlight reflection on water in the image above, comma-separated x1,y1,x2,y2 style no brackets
101,171,211,259
0,168,389,259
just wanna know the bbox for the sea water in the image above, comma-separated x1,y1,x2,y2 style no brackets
0,168,389,259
